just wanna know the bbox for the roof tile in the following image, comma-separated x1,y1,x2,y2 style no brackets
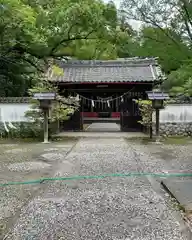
50,58,162,83
0,97,30,103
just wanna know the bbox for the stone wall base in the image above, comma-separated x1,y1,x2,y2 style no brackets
152,122,192,136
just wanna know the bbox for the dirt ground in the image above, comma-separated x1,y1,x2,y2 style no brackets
0,139,77,238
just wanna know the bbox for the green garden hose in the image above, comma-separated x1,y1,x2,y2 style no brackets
0,172,191,187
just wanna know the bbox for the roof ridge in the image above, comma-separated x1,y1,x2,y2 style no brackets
58,59,158,68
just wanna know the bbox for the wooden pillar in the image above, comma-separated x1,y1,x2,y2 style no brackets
80,97,83,112
101,100,103,111
81,97,84,126
156,109,160,138
116,94,118,112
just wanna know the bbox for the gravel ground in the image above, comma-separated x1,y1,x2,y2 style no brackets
131,140,192,229
130,140,192,180
4,138,189,240
0,140,76,239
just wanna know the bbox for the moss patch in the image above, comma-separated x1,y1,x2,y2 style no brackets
162,136,192,145
125,136,156,145
126,135,192,145
51,136,79,142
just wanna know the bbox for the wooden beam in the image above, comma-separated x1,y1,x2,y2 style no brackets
59,89,142,92
57,82,153,86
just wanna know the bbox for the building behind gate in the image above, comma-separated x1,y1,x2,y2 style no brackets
50,57,162,132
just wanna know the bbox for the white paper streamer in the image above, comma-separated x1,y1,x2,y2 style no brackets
92,100,94,107
8,112,17,129
121,97,123,102
1,110,9,132
107,100,110,107
8,122,17,129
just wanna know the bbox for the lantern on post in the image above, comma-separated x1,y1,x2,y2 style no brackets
146,91,169,140
33,92,56,143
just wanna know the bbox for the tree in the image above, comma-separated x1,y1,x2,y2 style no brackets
57,1,129,60
120,0,192,56
115,21,140,58
163,61,192,95
120,0,192,94
134,26,190,73
26,77,79,124
135,99,154,138
0,0,118,96
122,0,192,44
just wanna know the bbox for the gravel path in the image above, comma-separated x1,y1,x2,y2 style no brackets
5,138,189,240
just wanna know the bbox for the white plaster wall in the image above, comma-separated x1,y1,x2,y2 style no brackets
153,104,192,123
1,103,192,124
0,103,31,122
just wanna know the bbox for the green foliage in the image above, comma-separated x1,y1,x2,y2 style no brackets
135,100,154,127
115,26,139,58
52,65,64,76
70,39,118,60
163,62,192,95
0,122,43,139
1,0,121,96
103,1,118,28
121,0,192,94
136,27,190,73
3,0,192,98
26,78,77,123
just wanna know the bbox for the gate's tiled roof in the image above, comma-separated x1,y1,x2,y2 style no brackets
49,58,163,83
0,97,30,103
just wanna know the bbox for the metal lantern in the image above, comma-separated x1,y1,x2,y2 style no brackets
39,100,51,109
146,91,169,109
34,93,56,110
152,99,164,109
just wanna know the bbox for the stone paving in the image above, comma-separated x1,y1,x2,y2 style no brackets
4,138,189,240
55,131,146,138
86,122,121,132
